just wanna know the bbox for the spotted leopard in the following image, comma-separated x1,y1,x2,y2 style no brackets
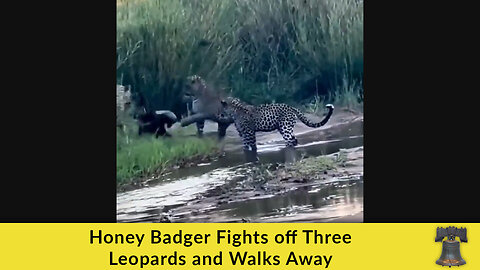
220,97,334,151
116,84,133,130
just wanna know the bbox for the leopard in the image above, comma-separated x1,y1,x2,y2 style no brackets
116,84,132,113
219,96,334,152
116,84,133,130
182,75,234,139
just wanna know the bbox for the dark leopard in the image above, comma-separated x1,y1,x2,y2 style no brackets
182,75,234,139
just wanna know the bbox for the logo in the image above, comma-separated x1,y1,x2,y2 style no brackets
435,226,467,267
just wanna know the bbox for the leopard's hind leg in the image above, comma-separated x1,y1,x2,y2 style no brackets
278,116,298,147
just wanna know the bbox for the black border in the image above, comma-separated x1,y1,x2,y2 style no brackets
1,2,116,222
363,1,479,222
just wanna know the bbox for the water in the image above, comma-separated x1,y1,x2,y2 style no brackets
117,115,363,223
170,178,363,223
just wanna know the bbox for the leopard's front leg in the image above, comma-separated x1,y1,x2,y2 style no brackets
234,120,256,151
235,121,258,162
242,130,258,163
241,130,257,152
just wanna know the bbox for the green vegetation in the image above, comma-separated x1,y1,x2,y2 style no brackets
245,154,338,184
116,0,363,186
305,77,363,115
117,0,363,112
116,126,218,186
294,155,337,174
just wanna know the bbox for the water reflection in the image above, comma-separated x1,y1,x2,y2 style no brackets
175,180,363,223
117,119,363,223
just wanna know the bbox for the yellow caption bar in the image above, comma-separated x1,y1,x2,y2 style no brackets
0,223,478,269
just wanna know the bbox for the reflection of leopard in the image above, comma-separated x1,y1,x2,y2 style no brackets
220,97,334,151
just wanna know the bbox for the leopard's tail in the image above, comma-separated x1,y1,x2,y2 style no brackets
294,104,334,128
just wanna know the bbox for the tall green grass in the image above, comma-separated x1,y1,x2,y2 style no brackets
117,0,363,112
116,0,363,184
305,74,363,115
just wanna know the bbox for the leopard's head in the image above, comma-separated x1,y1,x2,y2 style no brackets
220,97,246,119
221,97,244,109
185,74,206,97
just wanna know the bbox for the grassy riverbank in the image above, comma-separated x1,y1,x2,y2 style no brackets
116,127,219,187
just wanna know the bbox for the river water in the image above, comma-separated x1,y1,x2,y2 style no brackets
117,113,363,223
